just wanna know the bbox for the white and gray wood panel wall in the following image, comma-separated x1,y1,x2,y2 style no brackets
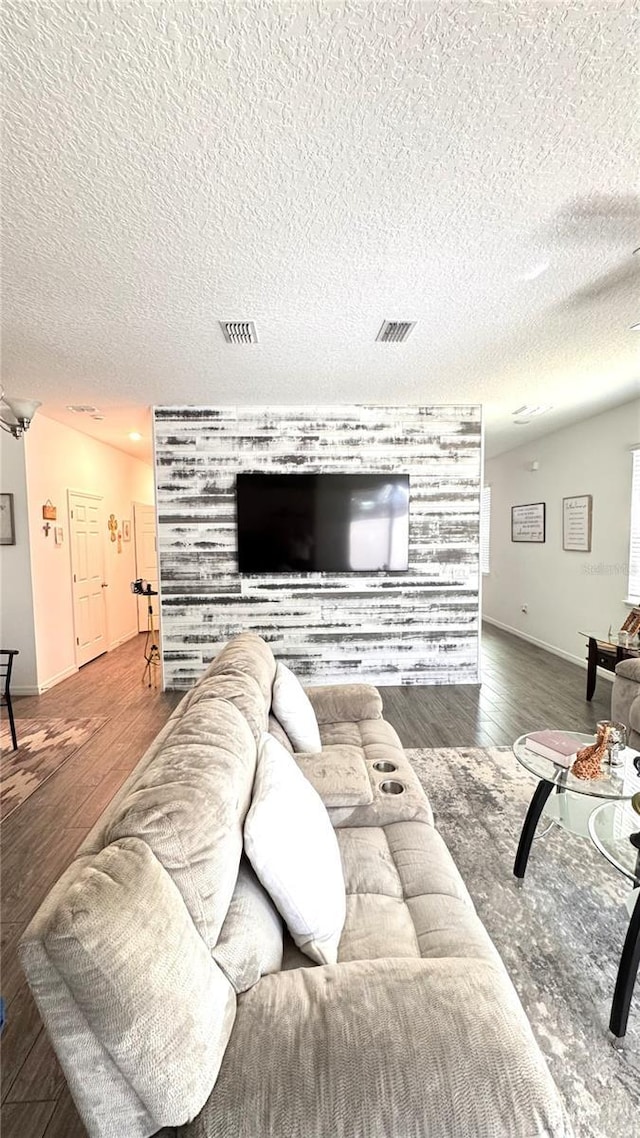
154,405,482,689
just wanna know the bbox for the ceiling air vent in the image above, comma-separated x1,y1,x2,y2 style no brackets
376,320,416,343
67,404,99,414
220,321,258,344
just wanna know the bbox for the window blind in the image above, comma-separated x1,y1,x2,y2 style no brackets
628,448,640,603
480,485,491,575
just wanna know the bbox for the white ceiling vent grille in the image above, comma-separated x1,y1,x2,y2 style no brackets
376,320,416,343
67,404,99,414
220,321,258,344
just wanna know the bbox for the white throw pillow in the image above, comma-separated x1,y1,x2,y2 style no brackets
244,733,346,964
271,662,322,753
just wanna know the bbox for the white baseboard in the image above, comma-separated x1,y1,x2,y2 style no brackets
482,616,615,684
37,663,80,693
12,684,43,696
108,628,139,651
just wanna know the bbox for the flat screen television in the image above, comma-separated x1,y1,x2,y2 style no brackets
236,473,410,573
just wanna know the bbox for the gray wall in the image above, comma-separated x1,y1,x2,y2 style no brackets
154,405,482,689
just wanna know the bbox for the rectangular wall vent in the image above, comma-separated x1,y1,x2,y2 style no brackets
376,320,416,343
220,321,258,344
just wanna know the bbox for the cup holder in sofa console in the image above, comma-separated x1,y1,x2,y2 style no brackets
373,761,397,773
380,780,405,795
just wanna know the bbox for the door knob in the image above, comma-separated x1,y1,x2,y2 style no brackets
101,583,109,588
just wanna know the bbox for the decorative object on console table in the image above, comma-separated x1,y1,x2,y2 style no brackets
596,721,628,766
572,724,612,781
525,730,579,767
511,501,545,543
581,630,640,701
562,494,592,552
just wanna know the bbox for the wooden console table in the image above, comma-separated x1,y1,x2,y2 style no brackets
580,632,640,701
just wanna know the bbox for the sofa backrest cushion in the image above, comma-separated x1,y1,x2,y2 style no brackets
204,630,277,702
272,662,322,752
106,698,256,951
41,837,236,1130
244,732,346,965
212,858,284,993
182,672,268,743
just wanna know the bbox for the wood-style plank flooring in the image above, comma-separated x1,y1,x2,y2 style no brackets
0,625,614,1137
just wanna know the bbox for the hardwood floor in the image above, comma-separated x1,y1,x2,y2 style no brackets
0,625,614,1137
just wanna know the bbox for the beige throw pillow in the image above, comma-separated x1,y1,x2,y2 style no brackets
271,662,321,752
244,733,346,964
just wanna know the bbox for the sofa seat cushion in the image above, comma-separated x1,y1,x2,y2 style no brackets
183,958,570,1138
615,657,640,682
42,838,236,1130
107,698,256,952
336,822,500,967
318,720,433,828
294,746,374,807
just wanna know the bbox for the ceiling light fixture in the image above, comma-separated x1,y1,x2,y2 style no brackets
630,322,640,331
128,431,142,441
0,389,42,439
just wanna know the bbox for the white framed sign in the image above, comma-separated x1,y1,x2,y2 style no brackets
511,501,545,543
563,494,592,552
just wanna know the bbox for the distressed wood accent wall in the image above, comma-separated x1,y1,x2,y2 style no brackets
154,405,482,689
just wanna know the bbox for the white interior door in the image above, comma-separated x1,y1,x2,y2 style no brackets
134,502,159,633
68,491,108,667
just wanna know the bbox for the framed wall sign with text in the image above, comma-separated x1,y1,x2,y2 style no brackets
0,493,15,545
511,501,545,543
562,494,592,552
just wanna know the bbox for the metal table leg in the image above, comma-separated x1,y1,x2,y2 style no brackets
514,779,555,881
609,888,640,1048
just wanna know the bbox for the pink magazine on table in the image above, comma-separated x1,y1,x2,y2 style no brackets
525,730,579,767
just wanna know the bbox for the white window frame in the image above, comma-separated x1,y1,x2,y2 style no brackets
627,447,640,603
480,485,491,576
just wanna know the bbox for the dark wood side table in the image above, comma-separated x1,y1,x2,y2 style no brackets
580,633,640,701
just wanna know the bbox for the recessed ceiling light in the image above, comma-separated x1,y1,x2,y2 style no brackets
518,260,550,282
128,431,142,441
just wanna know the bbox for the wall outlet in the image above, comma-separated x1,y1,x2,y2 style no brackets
521,604,528,614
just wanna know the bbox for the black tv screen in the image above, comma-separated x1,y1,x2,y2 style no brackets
236,473,410,574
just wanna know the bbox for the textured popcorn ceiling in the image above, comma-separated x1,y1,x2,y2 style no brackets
2,0,639,461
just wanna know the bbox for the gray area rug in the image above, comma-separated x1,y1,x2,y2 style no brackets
405,747,640,1138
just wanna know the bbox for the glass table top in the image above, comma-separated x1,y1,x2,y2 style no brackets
589,800,640,885
579,631,640,652
513,732,640,800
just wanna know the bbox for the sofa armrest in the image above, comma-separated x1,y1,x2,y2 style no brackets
615,657,640,682
304,684,383,724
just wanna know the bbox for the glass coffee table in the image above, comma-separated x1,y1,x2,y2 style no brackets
589,800,640,1047
513,732,640,880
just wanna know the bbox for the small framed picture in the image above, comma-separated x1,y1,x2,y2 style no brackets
562,494,592,552
511,502,545,543
122,519,131,542
54,526,64,545
0,493,15,545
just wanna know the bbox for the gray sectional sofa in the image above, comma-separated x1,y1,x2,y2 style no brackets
613,656,640,749
20,632,571,1138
